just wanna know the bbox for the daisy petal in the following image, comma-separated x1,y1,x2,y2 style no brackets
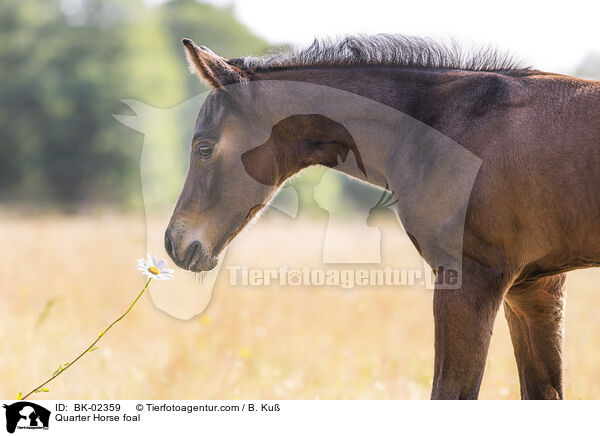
138,255,174,279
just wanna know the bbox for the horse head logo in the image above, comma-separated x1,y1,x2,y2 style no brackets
3,402,51,434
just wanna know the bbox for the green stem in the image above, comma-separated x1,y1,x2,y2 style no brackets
21,278,152,400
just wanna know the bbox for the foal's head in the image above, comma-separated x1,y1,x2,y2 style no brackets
165,39,364,271
164,40,267,272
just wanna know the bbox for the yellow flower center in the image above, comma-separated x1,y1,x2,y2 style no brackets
148,266,160,275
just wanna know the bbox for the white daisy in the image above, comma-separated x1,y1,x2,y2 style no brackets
137,255,174,280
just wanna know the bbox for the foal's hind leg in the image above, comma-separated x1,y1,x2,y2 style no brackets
504,274,566,399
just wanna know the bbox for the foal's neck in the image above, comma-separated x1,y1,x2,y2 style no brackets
254,65,506,186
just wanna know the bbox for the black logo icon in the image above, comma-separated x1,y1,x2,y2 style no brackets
3,402,50,433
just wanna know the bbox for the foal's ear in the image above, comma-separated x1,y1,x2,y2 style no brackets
182,38,247,88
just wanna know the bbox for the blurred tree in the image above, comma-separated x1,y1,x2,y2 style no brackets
0,0,270,210
0,0,138,206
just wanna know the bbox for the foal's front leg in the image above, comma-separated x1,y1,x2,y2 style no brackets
431,261,509,399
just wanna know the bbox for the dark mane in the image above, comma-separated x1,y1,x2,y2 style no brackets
229,34,529,73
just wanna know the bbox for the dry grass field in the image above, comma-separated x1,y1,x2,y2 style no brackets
2,212,600,399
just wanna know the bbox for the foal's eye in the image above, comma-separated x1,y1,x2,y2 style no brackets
195,142,214,159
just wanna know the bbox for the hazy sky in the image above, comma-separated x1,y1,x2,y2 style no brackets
202,0,599,75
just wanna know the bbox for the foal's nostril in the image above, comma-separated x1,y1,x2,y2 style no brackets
185,240,202,267
164,229,176,261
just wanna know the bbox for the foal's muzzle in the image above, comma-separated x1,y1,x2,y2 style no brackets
164,228,218,272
